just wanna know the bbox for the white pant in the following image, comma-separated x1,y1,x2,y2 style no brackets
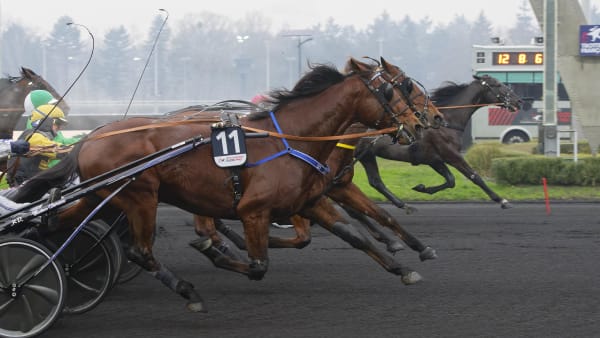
0,194,28,216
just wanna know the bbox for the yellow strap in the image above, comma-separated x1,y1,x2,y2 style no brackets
336,142,356,150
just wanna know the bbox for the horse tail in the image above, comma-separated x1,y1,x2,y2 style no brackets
11,142,82,203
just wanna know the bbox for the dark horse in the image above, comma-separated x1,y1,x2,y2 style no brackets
0,67,70,139
13,58,425,312
0,67,70,175
355,75,522,212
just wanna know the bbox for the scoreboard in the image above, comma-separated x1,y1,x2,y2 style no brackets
473,44,544,70
492,51,543,65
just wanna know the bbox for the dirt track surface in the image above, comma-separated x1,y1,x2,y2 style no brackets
40,202,600,338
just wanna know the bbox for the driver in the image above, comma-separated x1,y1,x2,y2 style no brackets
7,104,70,187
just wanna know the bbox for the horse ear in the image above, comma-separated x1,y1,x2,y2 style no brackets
21,67,35,79
346,57,369,73
343,58,357,73
380,57,390,69
473,75,481,81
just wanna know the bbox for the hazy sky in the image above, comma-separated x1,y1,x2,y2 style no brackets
1,0,599,40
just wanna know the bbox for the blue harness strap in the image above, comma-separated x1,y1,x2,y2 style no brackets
246,111,330,175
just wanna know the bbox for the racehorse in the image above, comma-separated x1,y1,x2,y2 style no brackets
0,67,69,140
13,57,425,312
192,59,444,275
355,75,522,211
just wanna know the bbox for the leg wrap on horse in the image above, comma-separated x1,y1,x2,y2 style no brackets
149,264,207,313
149,265,180,291
331,222,369,250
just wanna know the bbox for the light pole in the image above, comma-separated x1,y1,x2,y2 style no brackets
377,37,384,57
235,35,251,98
265,39,270,91
153,50,158,97
285,57,296,88
281,29,313,79
296,36,313,78
180,56,191,99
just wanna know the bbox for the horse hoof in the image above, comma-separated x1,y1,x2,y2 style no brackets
419,246,438,261
404,205,418,214
401,271,423,285
386,241,404,253
500,199,513,209
187,301,208,313
189,237,212,251
248,259,268,280
412,184,426,193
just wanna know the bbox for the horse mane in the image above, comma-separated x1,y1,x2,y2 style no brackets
247,63,346,120
431,81,470,107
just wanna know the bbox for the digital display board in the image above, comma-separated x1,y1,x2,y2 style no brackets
492,52,543,65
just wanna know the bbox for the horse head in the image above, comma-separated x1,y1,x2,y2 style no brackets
20,67,70,114
380,57,445,130
473,74,522,112
345,57,424,144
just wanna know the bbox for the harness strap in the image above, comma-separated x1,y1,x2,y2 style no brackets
246,111,330,175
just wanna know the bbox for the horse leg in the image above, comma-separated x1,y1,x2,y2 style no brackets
265,215,312,248
340,204,404,253
56,193,208,311
214,218,246,249
412,161,455,194
212,215,311,249
190,215,249,272
357,148,416,214
235,207,271,281
328,183,437,261
301,197,422,285
449,159,512,209
120,195,206,313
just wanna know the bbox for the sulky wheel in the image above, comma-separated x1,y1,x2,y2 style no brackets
86,220,123,287
114,215,143,284
41,226,114,315
0,237,67,338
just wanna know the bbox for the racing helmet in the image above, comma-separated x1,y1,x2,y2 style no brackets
24,90,58,116
30,104,68,126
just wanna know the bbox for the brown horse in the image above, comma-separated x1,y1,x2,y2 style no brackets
192,60,445,277
0,67,70,139
13,57,424,311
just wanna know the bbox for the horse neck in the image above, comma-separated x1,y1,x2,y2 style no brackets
440,83,488,130
271,85,362,152
0,79,11,92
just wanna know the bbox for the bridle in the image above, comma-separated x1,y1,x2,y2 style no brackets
389,70,432,127
477,77,516,110
357,67,417,144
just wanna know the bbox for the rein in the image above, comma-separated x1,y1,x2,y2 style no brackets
436,103,494,110
82,117,399,143
16,117,398,159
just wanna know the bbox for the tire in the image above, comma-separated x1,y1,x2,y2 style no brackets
41,226,114,315
502,130,529,144
0,237,67,338
113,216,143,284
86,220,123,287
